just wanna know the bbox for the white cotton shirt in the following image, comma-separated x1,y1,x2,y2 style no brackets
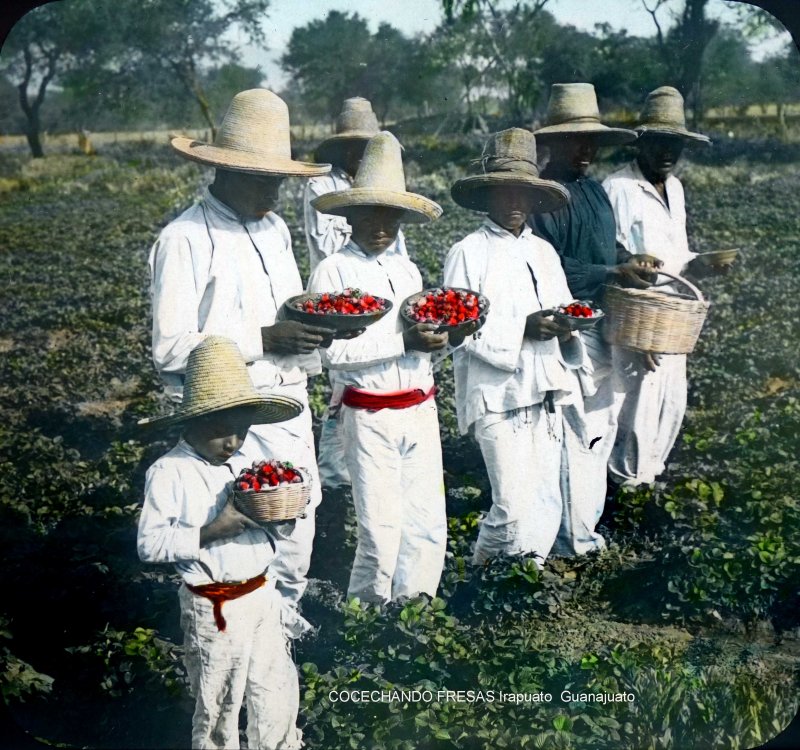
443,219,585,434
304,167,408,273
307,241,433,394
149,188,321,399
602,161,695,277
138,439,276,586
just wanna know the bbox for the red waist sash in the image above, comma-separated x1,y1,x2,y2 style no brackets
186,574,267,632
342,385,437,411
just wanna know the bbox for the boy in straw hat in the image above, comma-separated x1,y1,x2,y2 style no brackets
149,88,333,636
307,131,459,603
530,82,659,555
304,97,408,492
602,85,717,487
138,336,304,750
444,127,588,567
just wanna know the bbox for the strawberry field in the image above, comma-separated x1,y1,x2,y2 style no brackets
1,136,799,749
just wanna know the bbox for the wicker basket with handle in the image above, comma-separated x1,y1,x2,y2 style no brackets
601,271,710,354
234,468,311,523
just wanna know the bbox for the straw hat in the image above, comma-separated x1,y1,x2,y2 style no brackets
311,131,442,223
315,97,381,163
451,128,569,214
534,83,636,146
138,336,303,430
171,89,330,176
635,86,711,144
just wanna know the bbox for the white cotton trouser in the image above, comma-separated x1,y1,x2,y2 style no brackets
179,583,302,750
609,349,687,486
556,330,615,556
341,399,447,603
473,404,564,566
317,408,352,489
243,388,321,635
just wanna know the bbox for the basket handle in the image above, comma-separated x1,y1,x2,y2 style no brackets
651,271,705,302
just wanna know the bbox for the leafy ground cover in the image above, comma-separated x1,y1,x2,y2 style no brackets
0,138,797,748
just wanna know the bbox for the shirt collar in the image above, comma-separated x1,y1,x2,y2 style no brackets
202,186,276,228
482,216,534,241
629,160,675,208
343,238,398,259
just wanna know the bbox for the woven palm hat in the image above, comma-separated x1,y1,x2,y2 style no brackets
451,128,569,214
171,89,331,176
312,131,442,223
315,97,381,163
138,336,303,430
636,86,711,144
534,83,636,146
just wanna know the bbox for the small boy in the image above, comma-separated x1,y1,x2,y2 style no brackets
444,128,586,567
307,131,457,604
137,336,304,750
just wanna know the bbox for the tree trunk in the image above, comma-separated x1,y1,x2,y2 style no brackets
25,128,44,158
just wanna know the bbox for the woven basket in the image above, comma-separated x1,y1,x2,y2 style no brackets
602,272,710,354
234,469,311,522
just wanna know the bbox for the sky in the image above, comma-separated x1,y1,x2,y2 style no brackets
236,0,792,88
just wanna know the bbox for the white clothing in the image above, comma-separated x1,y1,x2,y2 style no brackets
140,442,301,750
138,440,276,586
443,220,586,564
443,219,585,434
602,161,695,277
149,187,320,400
148,188,322,618
308,242,434,394
603,161,693,485
304,167,408,273
308,242,445,602
342,399,446,601
179,583,302,750
473,405,564,565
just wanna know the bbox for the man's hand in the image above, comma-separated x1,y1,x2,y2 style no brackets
447,316,485,348
609,254,663,288
403,323,449,352
524,309,572,341
643,352,661,372
200,498,261,547
262,320,333,354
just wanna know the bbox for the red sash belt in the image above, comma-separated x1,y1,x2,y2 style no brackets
186,574,267,632
342,385,437,411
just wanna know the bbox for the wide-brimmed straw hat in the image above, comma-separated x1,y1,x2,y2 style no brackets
311,131,442,223
451,128,569,214
534,83,636,146
315,97,381,163
171,89,330,176
138,336,303,430
636,86,711,145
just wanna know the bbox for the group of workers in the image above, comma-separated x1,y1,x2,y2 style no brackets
136,81,726,749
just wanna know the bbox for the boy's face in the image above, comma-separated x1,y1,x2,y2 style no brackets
486,185,536,236
347,206,405,255
213,170,285,221
183,406,254,466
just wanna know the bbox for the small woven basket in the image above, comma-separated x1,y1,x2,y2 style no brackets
602,272,710,354
234,469,311,523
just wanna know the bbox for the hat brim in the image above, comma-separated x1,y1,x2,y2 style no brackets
315,133,375,163
137,395,303,431
451,174,570,214
534,123,637,146
635,125,711,145
312,188,442,224
171,137,331,176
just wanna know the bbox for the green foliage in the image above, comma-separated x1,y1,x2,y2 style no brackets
0,618,53,704
66,625,184,697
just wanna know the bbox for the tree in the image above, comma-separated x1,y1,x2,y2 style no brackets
0,0,270,156
1,0,111,157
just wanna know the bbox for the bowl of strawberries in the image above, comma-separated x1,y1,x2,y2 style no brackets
553,300,605,331
233,460,311,522
283,288,392,337
401,287,489,336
